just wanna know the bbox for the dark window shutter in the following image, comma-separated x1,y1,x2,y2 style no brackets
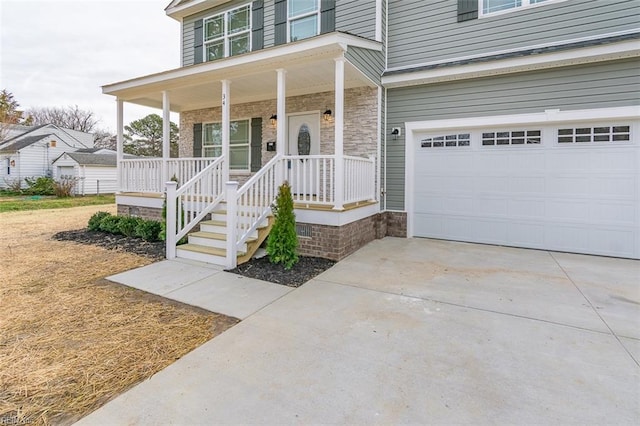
250,117,263,172
194,19,204,63
193,123,203,157
457,0,478,22
274,0,287,45
320,0,335,34
252,1,264,50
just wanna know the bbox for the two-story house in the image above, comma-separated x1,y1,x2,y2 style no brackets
103,0,639,266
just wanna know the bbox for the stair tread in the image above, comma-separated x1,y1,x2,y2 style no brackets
200,220,269,230
190,231,257,242
177,244,246,257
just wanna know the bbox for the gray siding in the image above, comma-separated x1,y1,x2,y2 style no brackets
345,46,384,85
384,58,640,210
388,0,639,69
263,0,275,47
182,0,258,67
335,0,376,39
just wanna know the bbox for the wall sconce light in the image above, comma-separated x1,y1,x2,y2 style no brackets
323,109,332,122
391,127,401,140
270,114,277,126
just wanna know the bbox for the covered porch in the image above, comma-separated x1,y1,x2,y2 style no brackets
103,33,382,267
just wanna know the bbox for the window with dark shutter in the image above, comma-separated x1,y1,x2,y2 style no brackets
457,0,478,22
193,123,203,157
320,0,335,34
274,0,287,45
252,0,264,50
194,19,204,63
250,117,263,172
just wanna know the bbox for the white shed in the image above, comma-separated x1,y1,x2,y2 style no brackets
53,152,120,195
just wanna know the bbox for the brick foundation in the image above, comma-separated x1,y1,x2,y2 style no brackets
117,204,163,221
297,211,408,261
385,211,407,237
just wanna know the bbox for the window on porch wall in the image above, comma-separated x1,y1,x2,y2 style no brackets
202,120,250,170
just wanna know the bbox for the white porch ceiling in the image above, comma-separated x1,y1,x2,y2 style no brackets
103,33,380,113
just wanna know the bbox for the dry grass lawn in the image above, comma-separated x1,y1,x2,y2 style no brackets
0,205,239,425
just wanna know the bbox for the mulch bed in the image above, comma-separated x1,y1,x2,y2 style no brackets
229,255,336,287
53,229,336,287
53,229,165,260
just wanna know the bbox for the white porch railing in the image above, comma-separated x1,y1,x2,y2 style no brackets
165,156,225,259
120,157,216,193
344,155,376,204
284,155,335,205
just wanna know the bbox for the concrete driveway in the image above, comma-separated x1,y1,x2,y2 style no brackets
78,238,639,425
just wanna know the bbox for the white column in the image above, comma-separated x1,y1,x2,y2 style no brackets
276,68,287,184
165,181,178,260
116,99,124,192
333,57,345,210
162,90,170,183
221,79,231,184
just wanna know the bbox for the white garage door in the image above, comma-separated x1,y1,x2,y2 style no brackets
412,121,640,259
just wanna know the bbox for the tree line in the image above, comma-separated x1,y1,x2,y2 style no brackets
0,89,178,157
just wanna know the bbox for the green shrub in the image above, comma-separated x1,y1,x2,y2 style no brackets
118,216,142,237
266,181,298,269
99,215,122,234
24,176,55,195
135,220,162,241
88,211,111,231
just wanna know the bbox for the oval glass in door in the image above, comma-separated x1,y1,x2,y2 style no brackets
297,124,311,156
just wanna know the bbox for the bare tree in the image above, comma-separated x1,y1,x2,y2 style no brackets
26,105,99,133
93,129,116,150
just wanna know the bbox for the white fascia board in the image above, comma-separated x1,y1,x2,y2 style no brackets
103,33,381,96
295,203,380,227
404,106,640,134
383,38,640,89
165,0,226,21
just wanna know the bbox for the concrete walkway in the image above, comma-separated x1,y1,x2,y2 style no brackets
78,238,639,425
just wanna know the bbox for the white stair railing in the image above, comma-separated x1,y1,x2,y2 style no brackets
166,156,225,259
225,154,284,269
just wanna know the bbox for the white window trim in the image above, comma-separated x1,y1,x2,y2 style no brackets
479,0,568,18
203,3,252,62
202,118,252,172
287,0,321,42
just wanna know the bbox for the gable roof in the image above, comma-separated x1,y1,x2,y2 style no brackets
54,152,137,167
0,134,51,153
0,123,93,149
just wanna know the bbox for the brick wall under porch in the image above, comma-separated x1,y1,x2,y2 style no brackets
297,211,407,261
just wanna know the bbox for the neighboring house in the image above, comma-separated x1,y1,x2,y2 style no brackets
0,124,95,189
103,0,640,265
52,149,123,195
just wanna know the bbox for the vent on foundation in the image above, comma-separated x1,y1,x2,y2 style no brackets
296,223,312,238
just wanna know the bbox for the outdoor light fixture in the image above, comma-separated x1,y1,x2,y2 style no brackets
391,127,400,140
270,114,277,126
323,109,332,121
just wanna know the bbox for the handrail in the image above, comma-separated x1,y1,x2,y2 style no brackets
166,156,225,259
226,154,284,268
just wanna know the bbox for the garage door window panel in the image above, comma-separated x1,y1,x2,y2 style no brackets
421,133,470,148
558,125,630,144
482,130,541,146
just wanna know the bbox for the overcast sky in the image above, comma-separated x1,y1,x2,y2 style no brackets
0,0,180,134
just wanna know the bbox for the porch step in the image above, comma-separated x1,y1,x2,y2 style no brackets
176,211,275,267
188,230,257,251
176,244,246,266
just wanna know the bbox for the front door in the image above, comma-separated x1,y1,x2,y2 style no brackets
287,112,320,196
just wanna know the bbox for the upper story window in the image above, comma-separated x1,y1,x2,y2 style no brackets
203,4,251,62
481,0,551,15
288,0,320,42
